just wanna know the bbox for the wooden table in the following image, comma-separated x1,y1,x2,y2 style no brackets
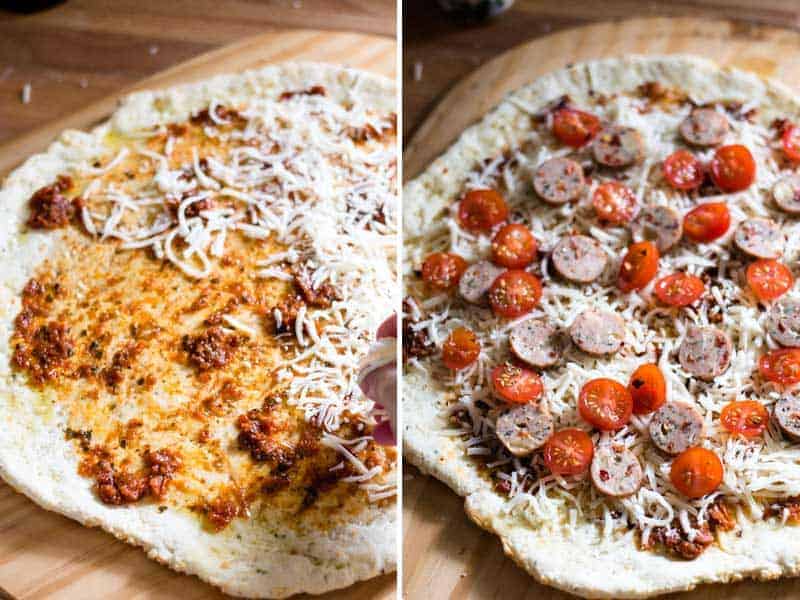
403,0,800,139
0,0,395,144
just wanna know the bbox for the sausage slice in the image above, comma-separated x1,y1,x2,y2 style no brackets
767,299,800,348
678,326,732,380
533,157,585,205
592,125,644,168
569,308,625,356
734,218,784,259
590,443,644,497
649,401,705,455
773,174,800,215
509,320,565,368
551,235,608,283
679,108,729,147
774,395,800,441
495,403,554,457
631,205,683,252
459,260,505,305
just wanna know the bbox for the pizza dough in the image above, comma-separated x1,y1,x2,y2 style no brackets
404,56,800,598
0,63,396,598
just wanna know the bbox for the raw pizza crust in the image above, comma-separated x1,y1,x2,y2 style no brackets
0,62,396,599
403,55,800,598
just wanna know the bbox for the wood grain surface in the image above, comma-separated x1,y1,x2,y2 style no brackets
0,0,395,145
0,28,397,600
402,14,800,600
403,0,800,140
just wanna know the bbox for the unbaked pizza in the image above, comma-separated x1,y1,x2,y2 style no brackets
404,56,800,597
0,63,396,598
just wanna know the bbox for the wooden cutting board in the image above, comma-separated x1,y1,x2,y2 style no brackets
403,16,800,600
0,29,396,600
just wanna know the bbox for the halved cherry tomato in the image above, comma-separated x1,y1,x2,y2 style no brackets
441,327,480,370
663,149,704,190
488,270,542,319
458,189,508,232
758,348,800,386
653,273,705,307
782,123,800,162
491,224,538,268
491,363,544,404
720,400,769,438
746,259,794,302
683,202,731,243
618,241,660,292
543,428,594,476
710,144,756,192
421,252,468,290
578,378,633,431
552,108,601,148
670,447,724,499
592,181,638,225
628,364,667,415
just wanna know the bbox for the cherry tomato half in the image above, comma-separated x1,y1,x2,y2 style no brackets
458,189,508,232
592,181,638,225
746,259,794,302
578,378,633,431
683,202,731,243
421,252,467,290
618,241,660,293
670,447,724,499
491,363,544,404
663,149,704,190
441,327,480,370
758,348,800,386
653,273,705,307
628,364,667,415
543,428,594,476
710,144,756,192
491,223,538,268
719,400,769,438
552,108,601,148
488,270,542,319
782,124,800,162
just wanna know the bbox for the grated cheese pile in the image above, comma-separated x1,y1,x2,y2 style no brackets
75,86,397,500
405,89,800,544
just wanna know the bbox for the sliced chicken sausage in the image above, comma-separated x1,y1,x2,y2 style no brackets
679,108,729,147
773,174,800,215
592,125,645,168
509,319,565,368
774,395,800,442
459,260,505,305
631,205,683,252
678,326,732,380
649,401,705,455
767,299,800,348
569,308,625,356
533,157,585,205
495,403,554,457
551,235,608,283
591,443,644,497
734,218,784,259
